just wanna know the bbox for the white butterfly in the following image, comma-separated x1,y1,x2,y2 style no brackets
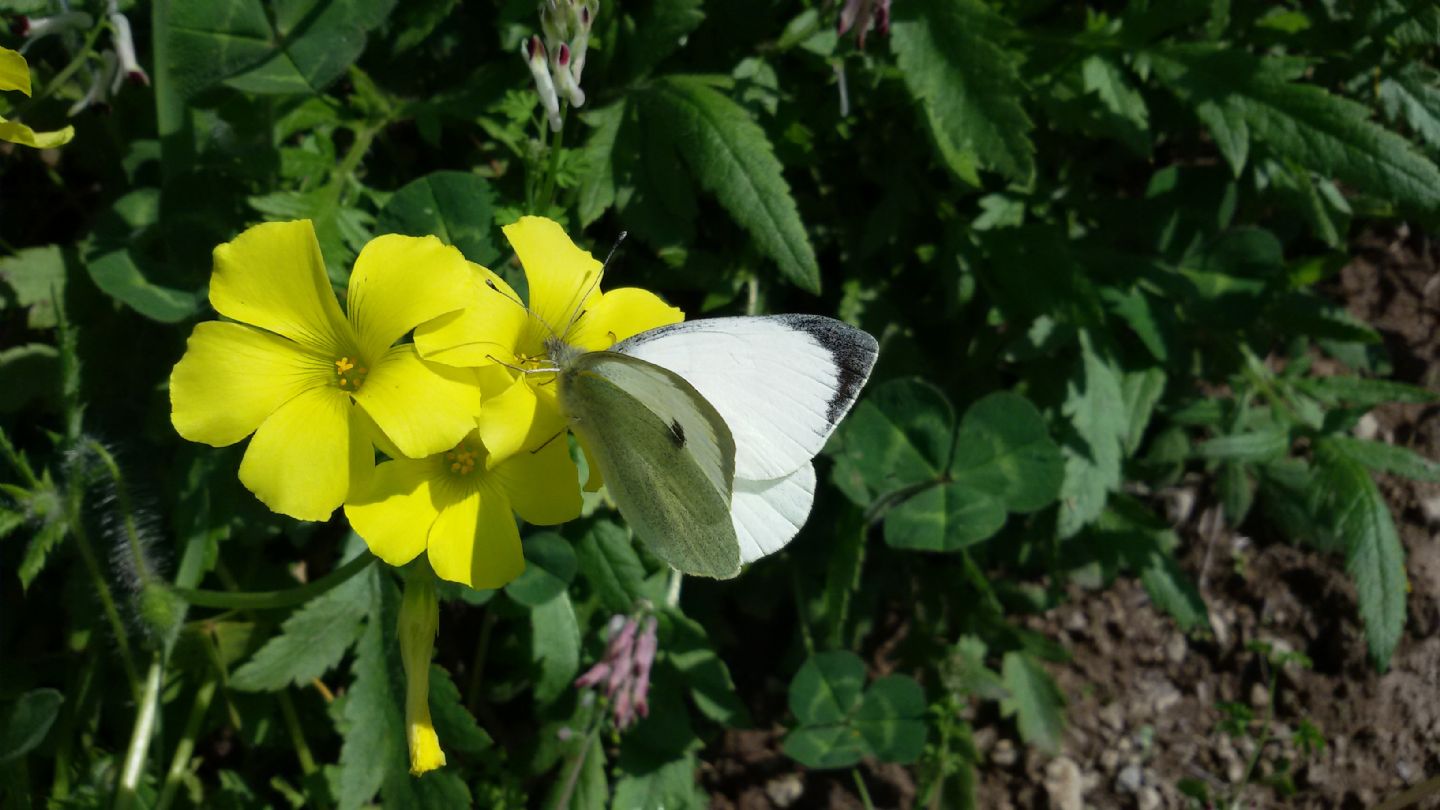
549,314,879,578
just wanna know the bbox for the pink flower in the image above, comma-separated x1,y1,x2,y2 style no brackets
573,612,660,730
838,0,891,48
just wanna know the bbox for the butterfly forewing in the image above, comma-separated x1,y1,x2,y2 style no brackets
558,352,742,579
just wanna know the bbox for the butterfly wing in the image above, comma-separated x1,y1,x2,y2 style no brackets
732,463,816,564
558,351,742,579
613,315,879,481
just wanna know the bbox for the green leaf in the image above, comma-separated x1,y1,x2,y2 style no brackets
853,675,927,763
1294,376,1438,409
1312,440,1408,670
86,249,201,323
789,651,866,725
883,483,1006,551
575,519,647,613
0,689,63,763
427,664,492,757
1151,46,1440,210
167,0,398,99
783,724,867,769
376,171,500,266
504,532,577,608
890,0,1035,182
0,344,59,414
1057,332,1128,537
950,392,1065,513
639,76,821,292
830,379,955,502
1081,55,1152,155
665,612,750,727
612,754,705,810
1379,65,1440,153
1120,368,1167,456
1097,497,1211,632
626,0,706,78
1000,652,1065,754
230,563,373,691
576,102,627,228
19,519,66,591
0,245,68,329
530,592,580,704
1194,429,1290,463
1328,436,1440,483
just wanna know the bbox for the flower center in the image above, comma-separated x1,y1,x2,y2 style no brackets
334,356,368,391
444,448,479,475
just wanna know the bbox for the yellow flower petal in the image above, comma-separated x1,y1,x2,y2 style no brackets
346,234,471,363
344,459,439,566
0,116,74,149
503,216,602,341
495,436,582,525
352,345,480,459
568,287,684,351
170,321,330,447
426,484,524,589
0,48,31,95
238,387,369,521
210,220,353,356
413,263,531,367
397,570,446,775
475,373,568,467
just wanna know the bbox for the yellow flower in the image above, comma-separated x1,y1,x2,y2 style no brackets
170,220,478,521
344,429,580,588
0,47,74,149
413,216,683,468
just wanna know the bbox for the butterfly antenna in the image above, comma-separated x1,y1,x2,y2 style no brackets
560,231,628,339
485,276,563,345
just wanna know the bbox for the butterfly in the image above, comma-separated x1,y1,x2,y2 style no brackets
548,314,878,578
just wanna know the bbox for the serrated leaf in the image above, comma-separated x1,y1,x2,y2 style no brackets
19,519,66,590
1098,497,1212,632
950,392,1066,513
1152,46,1440,210
1379,65,1440,153
577,102,626,227
504,532,577,608
1312,440,1408,670
1294,375,1438,408
230,564,373,691
376,171,500,266
891,0,1035,182
427,664,492,757
626,0,705,78
1120,368,1167,456
1081,55,1152,154
1328,436,1440,483
1058,332,1128,537
639,76,821,292
530,592,580,704
575,519,646,613
0,689,63,763
1000,652,1065,754
1194,429,1290,463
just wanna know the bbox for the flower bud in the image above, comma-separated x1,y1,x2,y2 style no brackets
398,568,445,775
523,36,563,131
552,43,585,108
569,4,594,85
16,12,93,44
108,11,149,88
69,49,117,116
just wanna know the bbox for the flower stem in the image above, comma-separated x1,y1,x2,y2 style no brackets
113,655,163,810
852,768,877,810
15,19,106,114
69,505,142,704
538,108,567,210
154,675,217,810
170,552,375,611
465,608,496,714
277,690,319,776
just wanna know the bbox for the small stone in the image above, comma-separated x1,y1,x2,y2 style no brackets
1065,609,1088,632
1165,633,1187,664
1118,736,1134,754
1100,750,1120,774
1422,494,1440,526
1250,682,1270,709
1226,758,1246,783
1399,759,1416,785
992,738,1018,767
1138,786,1162,810
1153,684,1182,715
1043,756,1085,810
1100,703,1125,732
1354,413,1380,441
764,773,804,808
973,726,997,754
1116,763,1143,794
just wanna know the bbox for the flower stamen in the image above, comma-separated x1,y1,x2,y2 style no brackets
334,356,368,390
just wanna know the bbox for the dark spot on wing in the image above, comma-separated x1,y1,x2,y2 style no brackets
775,314,880,426
669,419,686,448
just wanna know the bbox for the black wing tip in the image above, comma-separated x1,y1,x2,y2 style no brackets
772,315,879,426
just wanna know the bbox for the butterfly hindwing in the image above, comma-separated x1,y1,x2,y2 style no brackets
558,351,742,579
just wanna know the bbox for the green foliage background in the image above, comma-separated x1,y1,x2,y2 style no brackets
2,0,1439,806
